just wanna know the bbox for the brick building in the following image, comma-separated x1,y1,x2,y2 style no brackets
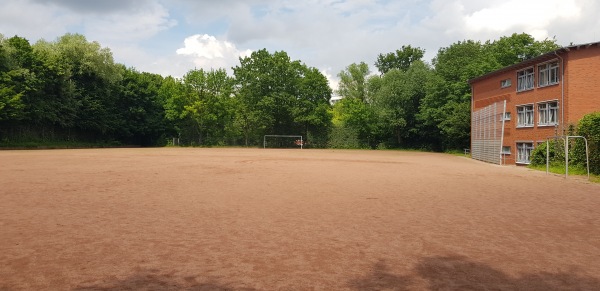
469,42,600,165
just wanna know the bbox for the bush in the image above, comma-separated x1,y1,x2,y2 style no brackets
573,112,600,174
530,140,565,166
327,125,365,149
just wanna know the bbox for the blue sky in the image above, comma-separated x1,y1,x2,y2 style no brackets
1,0,598,89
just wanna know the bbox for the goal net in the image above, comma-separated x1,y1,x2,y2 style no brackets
263,135,304,149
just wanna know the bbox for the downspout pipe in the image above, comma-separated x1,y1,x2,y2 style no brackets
554,51,565,135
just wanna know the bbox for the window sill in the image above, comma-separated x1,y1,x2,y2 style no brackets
516,125,534,128
517,88,534,93
538,123,558,127
538,82,559,88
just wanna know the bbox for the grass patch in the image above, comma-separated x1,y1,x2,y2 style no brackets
529,163,600,183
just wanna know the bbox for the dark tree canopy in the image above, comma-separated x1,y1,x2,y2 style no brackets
375,45,425,75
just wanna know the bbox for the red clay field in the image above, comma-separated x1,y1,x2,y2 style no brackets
1,148,600,290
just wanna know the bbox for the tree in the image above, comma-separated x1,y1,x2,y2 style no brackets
181,68,234,145
115,67,167,146
0,36,26,122
330,96,378,148
488,33,559,67
371,61,432,147
293,67,332,147
337,62,371,102
233,49,331,146
375,45,425,74
52,33,122,137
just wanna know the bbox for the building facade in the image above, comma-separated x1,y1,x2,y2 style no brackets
469,42,600,165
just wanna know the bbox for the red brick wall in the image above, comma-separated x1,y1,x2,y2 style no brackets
565,46,600,125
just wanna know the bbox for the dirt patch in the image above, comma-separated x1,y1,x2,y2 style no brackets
1,148,599,290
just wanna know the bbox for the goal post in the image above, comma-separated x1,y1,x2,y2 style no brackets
263,135,303,149
545,135,590,180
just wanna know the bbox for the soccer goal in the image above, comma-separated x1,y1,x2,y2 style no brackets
263,135,304,149
545,135,590,180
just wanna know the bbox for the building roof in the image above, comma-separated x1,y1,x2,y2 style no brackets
468,41,600,84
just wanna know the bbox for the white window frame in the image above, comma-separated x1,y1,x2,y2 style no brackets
502,112,511,121
516,142,534,164
501,79,512,88
517,67,534,92
538,60,559,87
502,146,511,155
516,104,534,127
538,100,559,126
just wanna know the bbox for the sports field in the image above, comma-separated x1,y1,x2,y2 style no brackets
1,148,599,290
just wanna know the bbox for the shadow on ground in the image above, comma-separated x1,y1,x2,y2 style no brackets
73,256,600,290
74,269,255,291
349,255,600,290
347,259,414,290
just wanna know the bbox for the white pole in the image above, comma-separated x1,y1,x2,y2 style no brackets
546,140,549,174
565,136,569,178
585,137,590,181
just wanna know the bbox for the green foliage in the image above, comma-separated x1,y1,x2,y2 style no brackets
375,45,425,74
233,49,331,146
331,96,378,147
573,112,600,174
530,140,565,166
371,61,432,147
337,62,371,102
487,33,560,67
0,32,567,150
327,124,364,149
116,67,167,146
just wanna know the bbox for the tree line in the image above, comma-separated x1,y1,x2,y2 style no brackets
1,32,559,149
333,35,559,150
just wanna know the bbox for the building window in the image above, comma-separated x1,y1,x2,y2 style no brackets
516,105,534,127
538,61,559,87
517,67,534,91
501,79,512,88
502,146,511,155
516,142,534,164
502,112,511,121
538,101,558,126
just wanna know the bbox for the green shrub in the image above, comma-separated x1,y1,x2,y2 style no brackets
530,140,565,166
327,125,365,149
573,112,600,174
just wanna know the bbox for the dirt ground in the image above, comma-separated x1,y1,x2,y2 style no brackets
1,148,600,290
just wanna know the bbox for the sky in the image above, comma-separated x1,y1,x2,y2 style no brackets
1,0,598,90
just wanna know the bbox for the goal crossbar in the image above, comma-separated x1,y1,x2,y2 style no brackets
263,135,303,149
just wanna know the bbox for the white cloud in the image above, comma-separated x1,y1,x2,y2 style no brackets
175,34,253,72
0,0,79,41
320,68,340,92
464,0,581,38
85,1,177,42
2,0,599,90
